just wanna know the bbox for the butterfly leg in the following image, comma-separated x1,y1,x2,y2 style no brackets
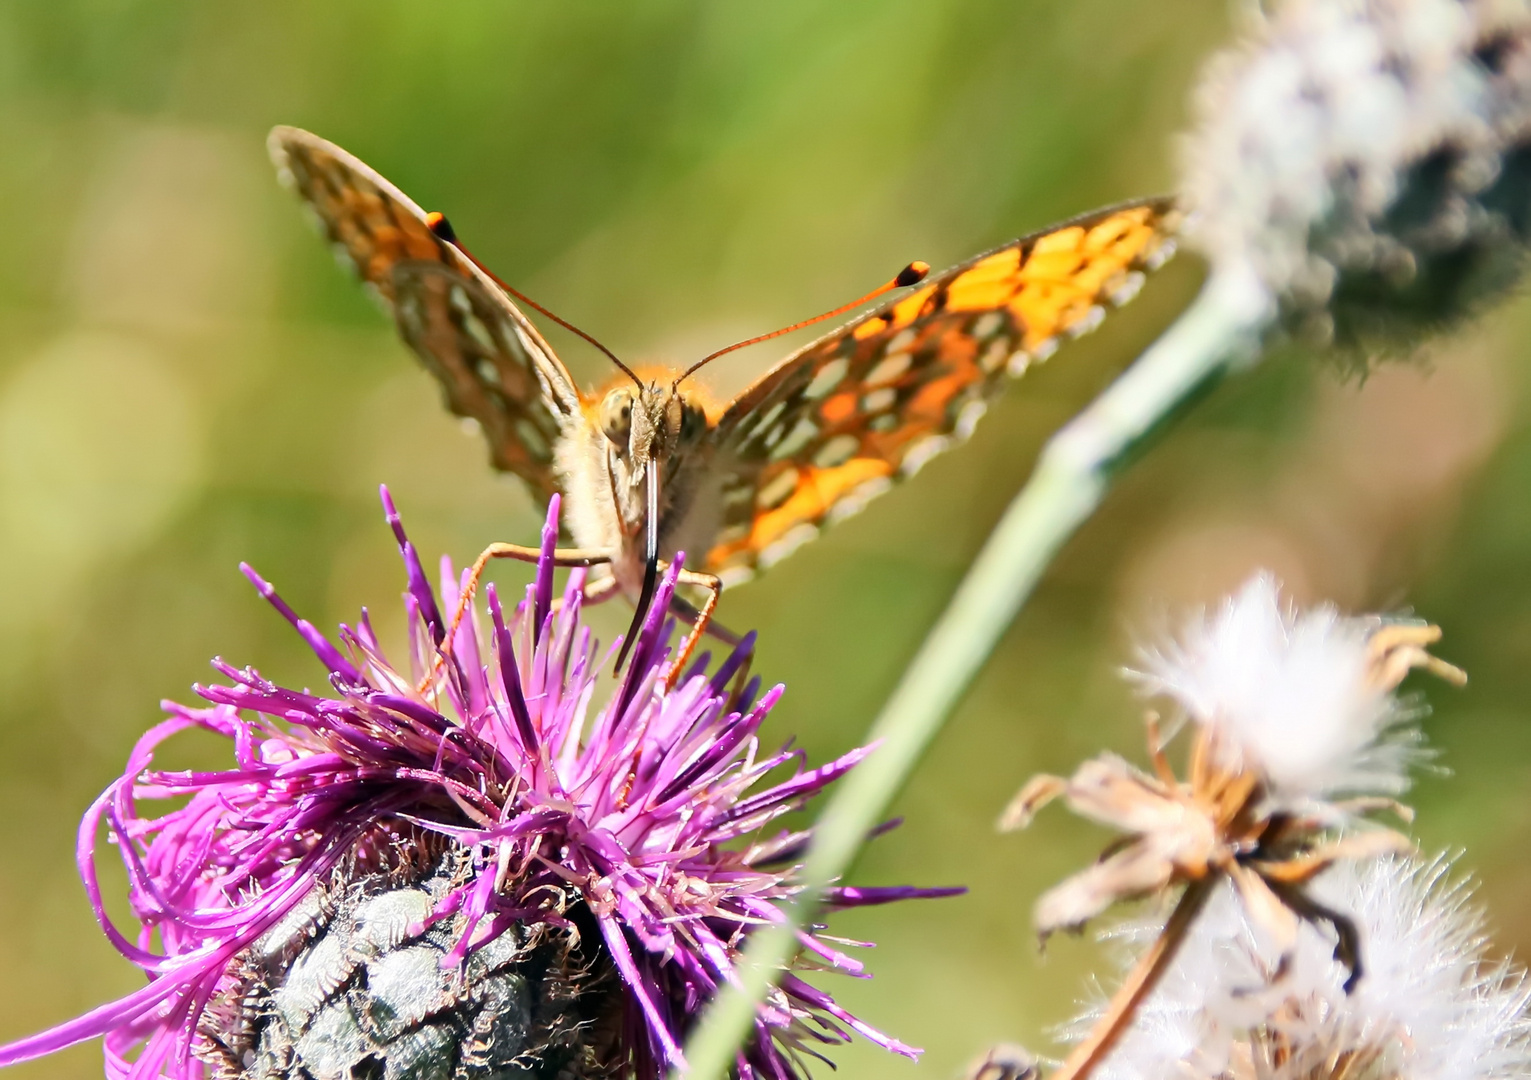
580,571,623,605
668,593,741,646
665,569,724,690
548,570,623,618
423,542,613,693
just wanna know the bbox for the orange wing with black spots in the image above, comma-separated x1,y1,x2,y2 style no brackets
269,126,581,500
704,198,1181,583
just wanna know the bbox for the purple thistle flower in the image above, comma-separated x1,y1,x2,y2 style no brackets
0,490,959,1080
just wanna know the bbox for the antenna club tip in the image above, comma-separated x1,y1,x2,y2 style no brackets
425,210,457,243
896,261,930,288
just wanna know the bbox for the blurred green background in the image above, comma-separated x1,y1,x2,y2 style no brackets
4,1,1531,1077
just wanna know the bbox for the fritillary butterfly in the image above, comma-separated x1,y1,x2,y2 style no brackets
269,126,1180,664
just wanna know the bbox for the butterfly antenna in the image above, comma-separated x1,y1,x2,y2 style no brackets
426,211,643,389
615,461,662,671
674,260,930,386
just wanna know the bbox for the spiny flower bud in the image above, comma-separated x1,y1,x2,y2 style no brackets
1182,0,1531,353
199,844,619,1080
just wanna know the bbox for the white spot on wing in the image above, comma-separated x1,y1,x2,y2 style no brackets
474,357,502,387
862,387,897,414
463,313,497,353
864,351,912,387
758,523,820,568
1143,238,1176,271
813,434,860,469
1067,305,1106,339
515,419,550,457
1109,270,1146,306
980,338,1009,373
803,357,849,399
755,467,800,510
768,417,819,461
717,564,756,589
972,311,1005,339
742,401,786,443
1006,350,1031,376
901,434,951,477
954,399,988,442
826,476,893,524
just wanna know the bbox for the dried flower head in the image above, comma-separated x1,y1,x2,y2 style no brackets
1079,856,1531,1080
963,1043,1041,1080
1182,0,1531,353
0,491,958,1080
1131,573,1466,802
1004,575,1460,967
1001,712,1410,981
1003,575,1464,1080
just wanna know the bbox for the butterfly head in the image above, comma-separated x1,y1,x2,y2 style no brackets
593,379,710,664
596,381,708,484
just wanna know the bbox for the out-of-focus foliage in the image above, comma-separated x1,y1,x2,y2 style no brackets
2,2,1529,1078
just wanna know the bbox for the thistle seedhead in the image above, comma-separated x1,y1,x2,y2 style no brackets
1005,575,1468,1080
1183,0,1531,355
1077,857,1531,1080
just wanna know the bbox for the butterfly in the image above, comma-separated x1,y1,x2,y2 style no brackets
268,126,1180,672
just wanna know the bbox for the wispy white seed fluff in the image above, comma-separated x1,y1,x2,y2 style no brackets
1078,856,1531,1080
1130,574,1435,800
1182,0,1531,351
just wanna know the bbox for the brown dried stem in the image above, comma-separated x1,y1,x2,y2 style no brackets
1048,878,1215,1080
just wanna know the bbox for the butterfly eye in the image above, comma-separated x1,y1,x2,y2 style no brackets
679,402,707,440
600,388,634,450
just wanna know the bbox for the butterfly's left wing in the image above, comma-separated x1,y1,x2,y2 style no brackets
269,126,581,502
704,197,1181,583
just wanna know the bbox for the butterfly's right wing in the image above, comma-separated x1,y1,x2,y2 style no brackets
269,126,580,501
703,198,1181,582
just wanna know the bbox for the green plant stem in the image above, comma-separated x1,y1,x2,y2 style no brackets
675,267,1272,1080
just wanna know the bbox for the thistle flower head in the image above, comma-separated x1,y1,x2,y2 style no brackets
1080,855,1531,1080
1182,0,1531,352
0,491,957,1080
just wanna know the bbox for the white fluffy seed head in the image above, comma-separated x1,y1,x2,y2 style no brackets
1075,856,1531,1080
1181,0,1531,354
1130,574,1429,800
